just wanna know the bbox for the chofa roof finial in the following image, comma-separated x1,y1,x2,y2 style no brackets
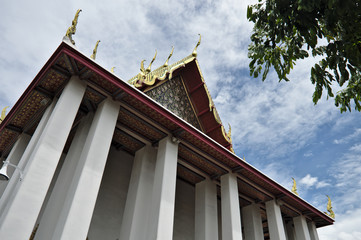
325,195,335,219
0,106,9,123
146,50,157,73
192,34,201,57
65,9,82,45
163,46,174,68
291,177,299,196
90,40,101,60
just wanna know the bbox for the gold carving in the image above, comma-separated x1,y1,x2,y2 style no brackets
192,34,201,57
146,50,157,73
111,67,115,73
324,195,335,219
65,9,82,45
163,46,174,68
291,177,299,195
0,106,9,123
90,40,101,60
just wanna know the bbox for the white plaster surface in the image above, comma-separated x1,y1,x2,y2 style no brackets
0,76,86,239
119,145,157,240
294,215,311,240
88,148,133,240
242,203,264,240
195,178,218,240
265,200,287,240
51,98,120,240
307,221,319,240
147,137,179,240
221,173,242,240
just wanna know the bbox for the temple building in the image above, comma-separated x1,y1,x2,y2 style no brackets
0,14,333,240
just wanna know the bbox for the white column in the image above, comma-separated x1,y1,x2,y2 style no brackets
119,145,157,240
307,221,319,240
221,173,242,240
34,113,93,240
0,101,55,215
0,134,31,197
195,178,218,240
265,199,287,240
0,76,86,240
242,203,263,239
147,136,179,240
52,98,120,240
294,215,311,240
285,220,296,240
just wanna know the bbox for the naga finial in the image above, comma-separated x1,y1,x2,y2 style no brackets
0,106,9,123
325,195,335,219
163,46,174,68
140,60,146,74
111,67,115,73
192,34,201,57
243,155,246,161
291,177,299,196
146,50,157,73
65,9,82,45
227,123,232,141
90,40,101,60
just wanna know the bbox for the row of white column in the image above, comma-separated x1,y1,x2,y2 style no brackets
0,75,320,240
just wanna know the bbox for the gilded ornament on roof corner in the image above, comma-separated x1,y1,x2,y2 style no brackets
0,106,9,123
192,34,201,57
90,40,101,60
163,46,174,68
291,177,299,196
111,67,115,73
324,195,335,219
65,9,82,45
146,50,157,73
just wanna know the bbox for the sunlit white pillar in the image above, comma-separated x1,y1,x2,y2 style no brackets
0,101,56,215
307,221,319,240
293,215,311,240
147,136,179,240
221,173,242,240
0,76,86,239
242,203,263,239
265,199,287,240
51,98,119,240
0,134,31,197
119,145,157,240
34,113,93,240
195,178,218,240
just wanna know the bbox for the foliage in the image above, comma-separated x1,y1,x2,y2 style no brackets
247,0,361,112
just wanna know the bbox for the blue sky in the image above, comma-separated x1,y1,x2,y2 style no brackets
1,0,361,239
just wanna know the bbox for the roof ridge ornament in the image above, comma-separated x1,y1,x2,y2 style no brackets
163,46,174,68
146,50,157,73
0,106,9,123
227,123,232,142
65,9,82,45
111,67,115,73
90,40,101,60
325,195,335,219
291,177,299,195
192,34,201,57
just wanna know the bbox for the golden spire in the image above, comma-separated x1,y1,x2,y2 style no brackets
325,195,335,219
163,46,174,68
243,156,246,161
192,34,201,57
65,9,82,45
146,50,157,73
0,106,9,123
140,60,146,74
291,177,299,195
111,67,115,73
90,40,101,60
227,123,232,142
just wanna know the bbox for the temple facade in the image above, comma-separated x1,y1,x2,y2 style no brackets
0,38,333,240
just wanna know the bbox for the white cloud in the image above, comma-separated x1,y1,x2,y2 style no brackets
333,128,361,144
304,152,313,157
300,174,318,188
